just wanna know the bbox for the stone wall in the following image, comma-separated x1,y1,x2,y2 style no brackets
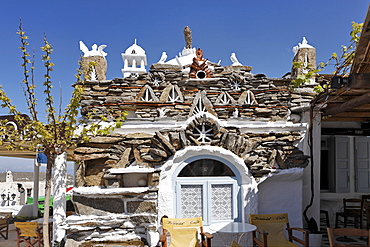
79,64,313,122
73,124,308,187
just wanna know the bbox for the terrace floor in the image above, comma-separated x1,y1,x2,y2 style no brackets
1,221,369,247
0,224,18,247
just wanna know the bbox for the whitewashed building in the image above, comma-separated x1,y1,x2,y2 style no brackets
64,28,320,246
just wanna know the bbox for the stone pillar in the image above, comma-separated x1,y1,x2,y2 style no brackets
81,56,107,81
292,47,316,78
291,37,316,80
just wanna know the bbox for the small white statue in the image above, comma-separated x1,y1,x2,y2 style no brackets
79,41,107,57
230,53,242,66
157,52,167,64
233,108,239,118
292,37,314,55
90,67,97,81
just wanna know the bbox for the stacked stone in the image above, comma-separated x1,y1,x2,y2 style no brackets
290,87,317,108
74,125,308,188
242,132,309,177
78,64,314,122
64,213,155,246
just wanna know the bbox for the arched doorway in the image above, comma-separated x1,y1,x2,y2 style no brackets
175,158,240,225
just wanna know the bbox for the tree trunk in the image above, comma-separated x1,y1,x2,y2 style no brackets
43,154,54,247
52,152,67,243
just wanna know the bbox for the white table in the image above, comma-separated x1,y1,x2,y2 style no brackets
216,222,257,233
32,217,53,223
209,222,256,246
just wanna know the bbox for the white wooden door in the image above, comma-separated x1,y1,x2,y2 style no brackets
355,137,370,192
336,137,350,192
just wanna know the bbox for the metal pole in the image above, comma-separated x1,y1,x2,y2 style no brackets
33,159,40,217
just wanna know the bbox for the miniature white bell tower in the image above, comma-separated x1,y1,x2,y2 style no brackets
6,171,13,183
121,39,147,78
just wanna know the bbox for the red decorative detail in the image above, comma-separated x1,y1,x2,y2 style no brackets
189,48,213,79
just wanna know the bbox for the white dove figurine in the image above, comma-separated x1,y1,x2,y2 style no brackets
157,52,167,64
79,41,107,57
230,53,242,66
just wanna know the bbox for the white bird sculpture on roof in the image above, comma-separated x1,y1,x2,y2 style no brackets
79,41,107,57
230,53,242,66
157,52,167,64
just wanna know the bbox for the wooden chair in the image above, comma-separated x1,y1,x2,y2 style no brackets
0,212,12,240
250,213,310,247
159,216,213,247
361,195,370,229
363,201,370,230
335,198,362,228
14,221,43,247
250,227,268,247
320,209,330,228
327,227,370,247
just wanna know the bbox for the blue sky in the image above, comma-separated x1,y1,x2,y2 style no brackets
0,0,368,173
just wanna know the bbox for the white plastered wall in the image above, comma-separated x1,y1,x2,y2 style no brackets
257,168,304,228
300,110,321,227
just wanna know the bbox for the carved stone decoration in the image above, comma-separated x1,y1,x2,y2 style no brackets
189,91,217,116
185,114,221,144
189,48,213,79
136,85,159,102
149,71,165,87
215,92,236,105
238,90,257,105
160,84,184,103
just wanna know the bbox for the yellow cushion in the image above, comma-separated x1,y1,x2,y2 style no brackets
269,240,297,247
250,213,298,246
14,222,38,237
230,240,242,247
169,227,198,247
162,217,203,247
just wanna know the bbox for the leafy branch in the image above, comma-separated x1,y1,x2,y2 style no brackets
292,21,363,94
